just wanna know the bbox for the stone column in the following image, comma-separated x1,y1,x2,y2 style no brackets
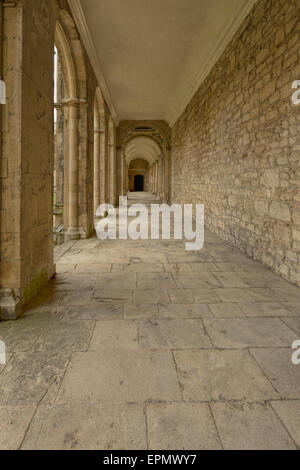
155,161,159,195
94,127,101,215
116,146,125,198
63,97,86,239
109,143,116,206
99,130,106,206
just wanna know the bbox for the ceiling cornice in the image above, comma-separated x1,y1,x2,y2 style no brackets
168,0,258,127
67,0,119,125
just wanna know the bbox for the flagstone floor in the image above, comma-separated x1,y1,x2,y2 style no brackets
0,211,300,449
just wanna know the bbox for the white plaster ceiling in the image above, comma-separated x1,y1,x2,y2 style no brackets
75,0,256,124
125,137,161,166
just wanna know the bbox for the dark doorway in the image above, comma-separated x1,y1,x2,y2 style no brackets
134,175,144,191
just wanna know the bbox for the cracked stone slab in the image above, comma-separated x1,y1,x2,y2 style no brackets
169,289,221,304
124,304,159,320
188,263,220,272
213,272,249,288
65,304,123,321
158,304,213,319
134,289,170,305
94,272,137,290
21,402,147,450
203,318,297,348
271,401,300,448
89,320,138,350
172,272,221,289
59,291,93,307
208,303,246,318
271,288,300,302
139,319,212,349
163,263,192,273
250,348,300,399
211,402,296,450
93,290,133,304
112,263,164,272
32,320,95,353
138,273,177,290
0,406,37,450
283,302,300,316
280,317,300,336
74,264,112,273
0,353,70,406
51,274,97,291
0,316,44,353
238,302,292,317
173,349,279,401
57,350,181,404
147,402,221,450
237,272,293,289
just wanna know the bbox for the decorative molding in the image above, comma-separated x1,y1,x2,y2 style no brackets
61,97,87,107
168,0,258,127
67,0,119,125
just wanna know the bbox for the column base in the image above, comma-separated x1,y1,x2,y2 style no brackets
63,227,88,241
0,288,21,321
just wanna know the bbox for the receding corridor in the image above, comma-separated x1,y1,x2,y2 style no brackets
0,203,300,450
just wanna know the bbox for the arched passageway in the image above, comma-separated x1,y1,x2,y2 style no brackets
117,123,172,203
128,159,149,192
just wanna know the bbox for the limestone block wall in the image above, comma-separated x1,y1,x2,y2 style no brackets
171,0,300,286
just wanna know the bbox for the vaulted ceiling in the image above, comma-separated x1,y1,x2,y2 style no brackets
69,0,256,125
125,137,161,166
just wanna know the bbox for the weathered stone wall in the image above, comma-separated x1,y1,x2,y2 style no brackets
171,0,300,286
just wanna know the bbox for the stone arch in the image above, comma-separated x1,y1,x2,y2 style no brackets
117,121,171,202
54,9,88,239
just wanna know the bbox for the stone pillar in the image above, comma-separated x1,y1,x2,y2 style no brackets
116,146,125,198
99,130,106,206
63,97,87,239
94,127,101,214
109,143,116,206
155,161,159,195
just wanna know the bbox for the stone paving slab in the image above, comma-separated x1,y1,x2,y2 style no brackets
173,349,279,401
208,303,246,318
139,319,212,349
65,304,123,321
0,353,70,406
138,272,177,289
211,402,296,450
56,350,182,404
93,289,133,304
21,403,147,450
158,304,213,319
250,349,300,399
203,318,297,349
168,289,221,304
172,272,222,289
271,401,300,448
147,402,222,450
95,272,137,290
0,406,37,450
238,302,293,317
134,289,170,304
90,320,138,350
